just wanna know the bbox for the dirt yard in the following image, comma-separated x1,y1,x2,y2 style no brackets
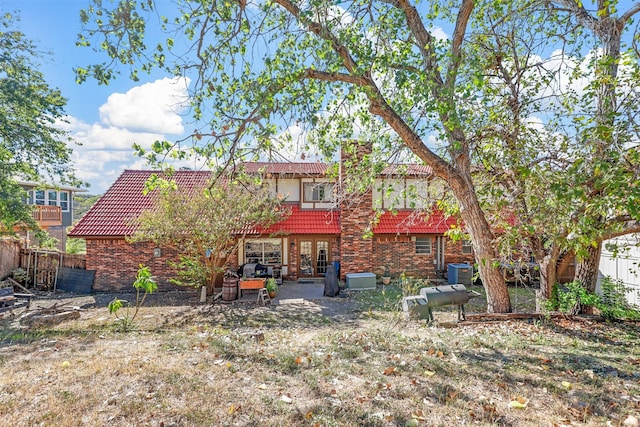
0,288,639,427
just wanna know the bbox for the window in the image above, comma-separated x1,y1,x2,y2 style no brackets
415,237,432,254
34,190,45,205
245,239,282,264
462,239,473,254
59,192,69,211
29,189,70,211
303,182,334,202
47,190,58,206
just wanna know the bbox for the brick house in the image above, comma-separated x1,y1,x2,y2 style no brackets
69,163,474,291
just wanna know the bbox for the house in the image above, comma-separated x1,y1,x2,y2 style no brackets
69,160,474,291
16,180,86,252
598,234,640,307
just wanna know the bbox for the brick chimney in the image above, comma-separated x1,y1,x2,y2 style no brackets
339,141,374,279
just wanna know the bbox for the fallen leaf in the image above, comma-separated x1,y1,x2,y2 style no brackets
305,411,313,419
280,394,293,404
411,410,426,420
561,381,572,390
509,400,527,409
257,383,268,390
383,367,400,376
423,370,436,377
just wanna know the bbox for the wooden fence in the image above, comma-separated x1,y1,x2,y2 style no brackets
0,238,22,279
16,250,87,290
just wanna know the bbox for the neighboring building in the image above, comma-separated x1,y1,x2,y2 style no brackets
598,234,640,307
16,181,86,252
69,162,474,291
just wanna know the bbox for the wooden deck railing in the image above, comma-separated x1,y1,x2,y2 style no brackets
31,205,62,224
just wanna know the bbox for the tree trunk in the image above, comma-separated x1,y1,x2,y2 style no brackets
452,179,512,313
574,243,602,293
573,242,602,315
536,244,560,301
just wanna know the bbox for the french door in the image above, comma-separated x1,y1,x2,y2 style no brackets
298,237,331,278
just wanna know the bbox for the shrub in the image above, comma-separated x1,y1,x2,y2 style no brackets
547,277,640,320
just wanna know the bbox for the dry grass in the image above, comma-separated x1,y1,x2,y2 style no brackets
0,288,639,427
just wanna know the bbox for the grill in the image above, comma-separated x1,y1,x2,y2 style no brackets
402,284,480,322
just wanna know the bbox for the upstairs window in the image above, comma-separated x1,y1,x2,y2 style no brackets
59,192,69,211
303,182,334,203
29,189,70,212
34,190,45,205
462,239,473,254
415,237,432,254
47,190,58,206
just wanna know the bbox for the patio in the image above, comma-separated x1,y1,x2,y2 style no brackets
231,279,335,305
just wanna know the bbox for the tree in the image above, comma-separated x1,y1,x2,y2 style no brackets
130,176,283,295
462,1,640,305
0,12,83,233
546,1,640,296
72,194,101,223
79,0,525,311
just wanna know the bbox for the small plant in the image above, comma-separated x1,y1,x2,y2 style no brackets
266,277,279,295
596,277,640,320
381,266,391,285
546,278,640,320
108,264,158,331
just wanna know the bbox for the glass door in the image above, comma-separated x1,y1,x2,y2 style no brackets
298,238,331,277
299,240,314,277
316,241,329,275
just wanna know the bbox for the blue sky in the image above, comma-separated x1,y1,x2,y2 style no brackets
4,0,191,194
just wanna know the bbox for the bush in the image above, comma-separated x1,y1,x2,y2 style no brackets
547,277,640,320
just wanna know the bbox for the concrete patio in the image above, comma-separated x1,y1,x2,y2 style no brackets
231,279,343,305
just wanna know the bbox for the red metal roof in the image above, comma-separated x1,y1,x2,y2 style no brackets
69,170,212,237
373,209,457,234
240,162,328,176
248,204,340,235
380,164,432,176
70,165,437,238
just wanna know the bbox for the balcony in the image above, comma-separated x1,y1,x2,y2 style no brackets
32,205,62,227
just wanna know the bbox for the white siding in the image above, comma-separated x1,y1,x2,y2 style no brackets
598,234,640,307
405,179,430,209
373,178,431,209
277,179,299,202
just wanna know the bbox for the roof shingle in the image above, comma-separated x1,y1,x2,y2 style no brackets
69,170,212,237
240,162,328,176
70,165,437,238
246,204,340,235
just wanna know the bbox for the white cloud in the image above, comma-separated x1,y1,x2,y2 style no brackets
70,120,165,151
56,77,196,194
430,26,449,41
99,77,190,134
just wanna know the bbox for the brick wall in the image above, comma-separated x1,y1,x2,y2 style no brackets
372,236,475,280
86,239,181,291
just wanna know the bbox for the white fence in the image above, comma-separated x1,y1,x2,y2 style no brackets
598,234,640,307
